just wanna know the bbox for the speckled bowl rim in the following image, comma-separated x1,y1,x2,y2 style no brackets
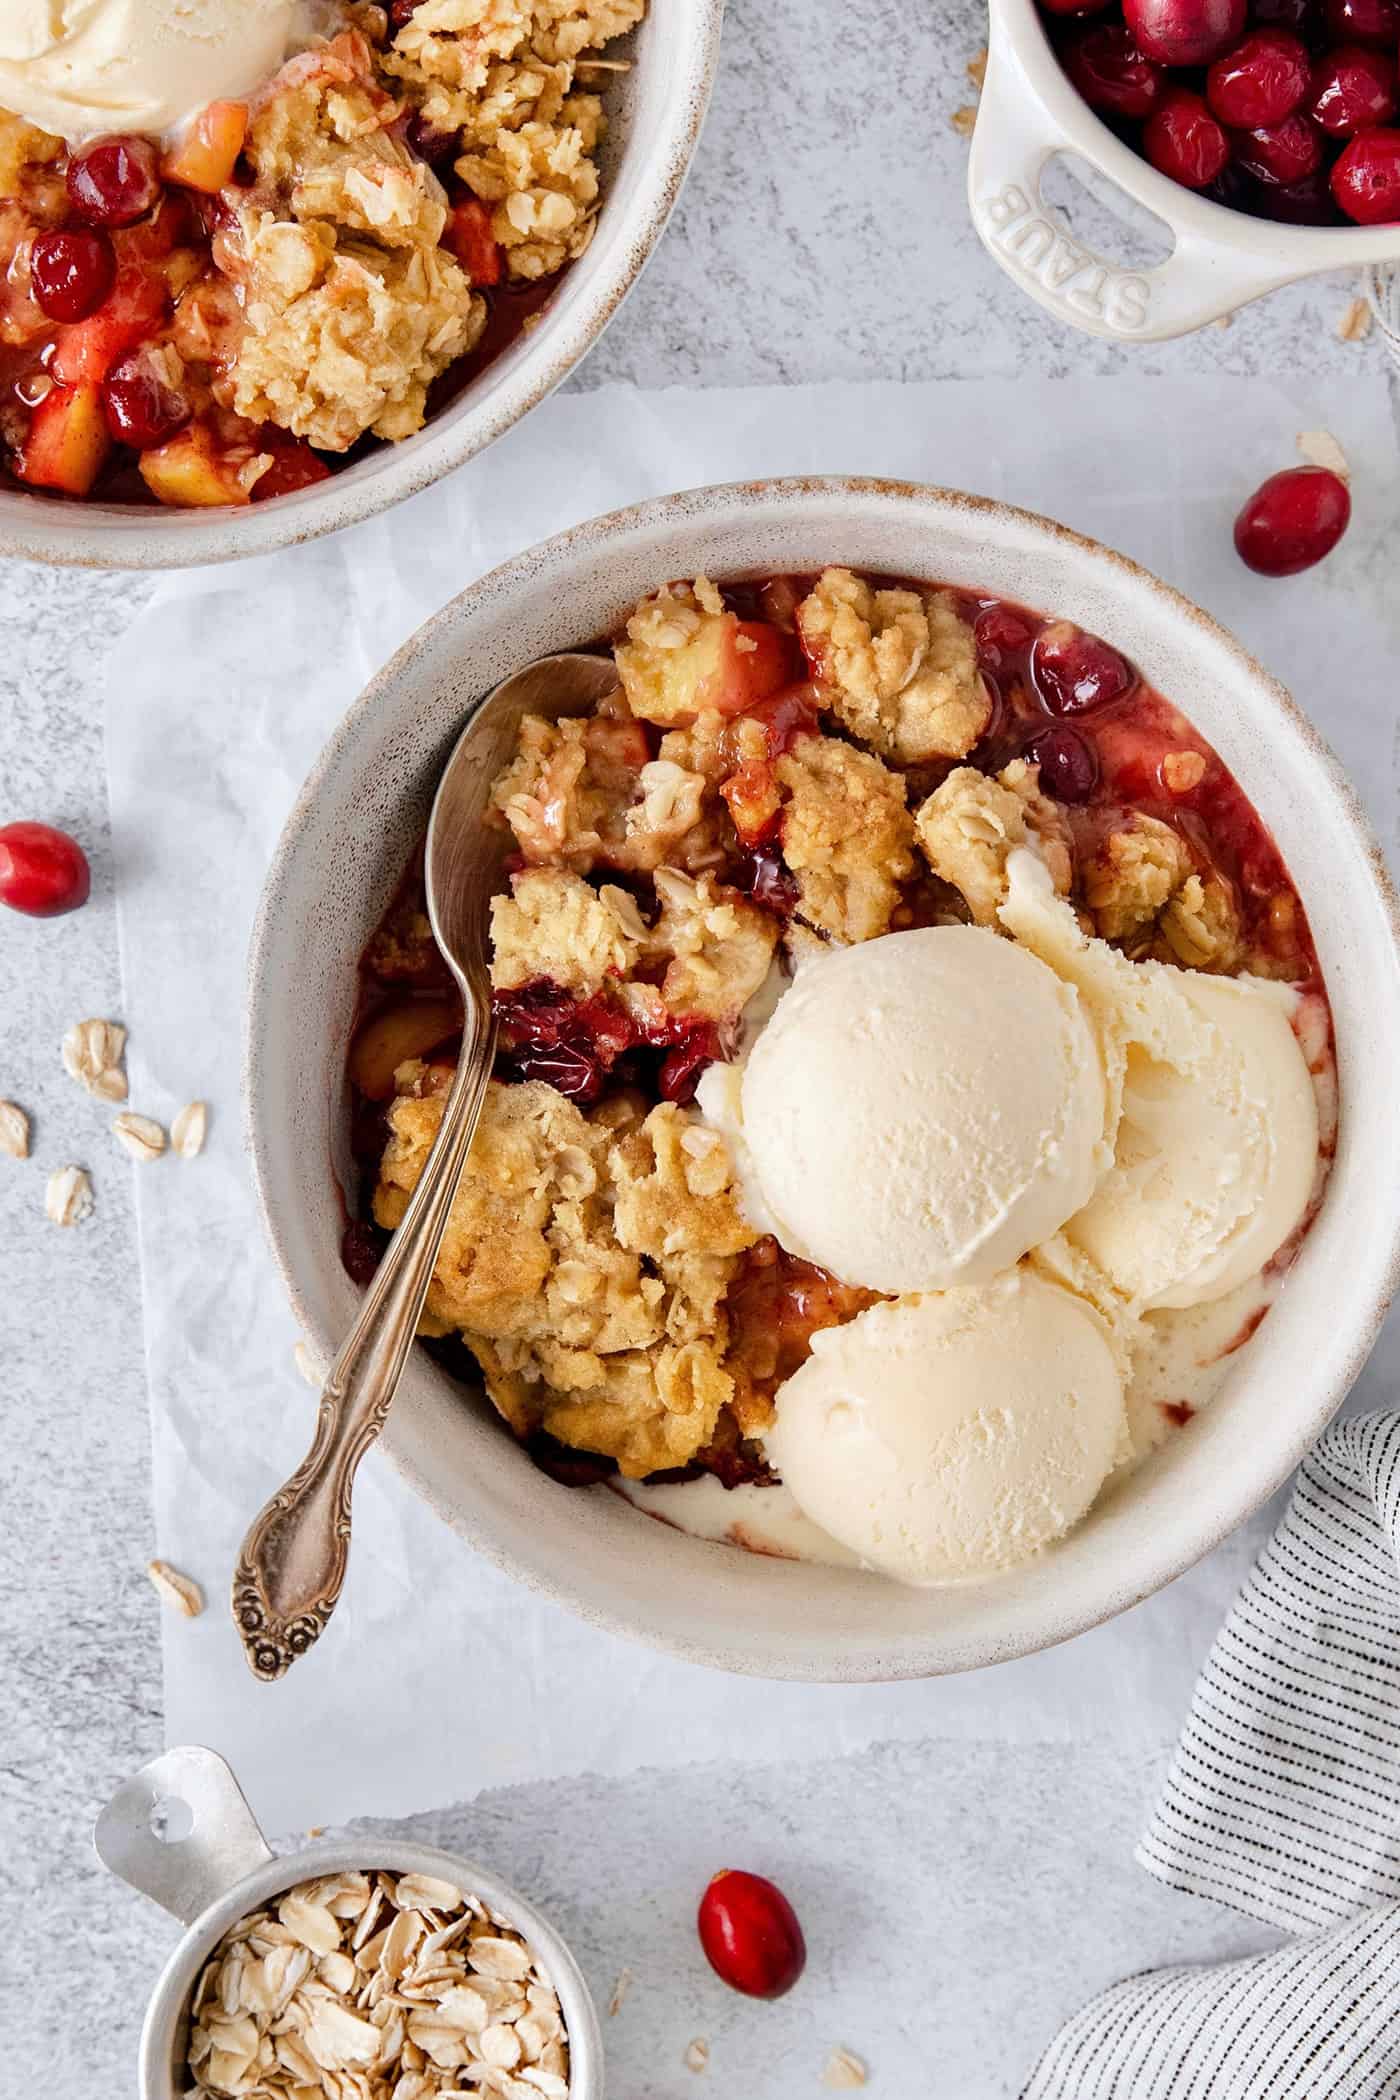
0,0,723,571
247,476,1400,1681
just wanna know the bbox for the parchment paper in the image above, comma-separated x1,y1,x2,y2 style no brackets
106,374,1400,1835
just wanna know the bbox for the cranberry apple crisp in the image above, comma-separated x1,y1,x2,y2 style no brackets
344,566,1334,1514
0,0,642,504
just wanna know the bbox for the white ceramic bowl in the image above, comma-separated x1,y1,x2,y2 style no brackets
0,2,721,570
247,477,1400,1680
969,0,1400,340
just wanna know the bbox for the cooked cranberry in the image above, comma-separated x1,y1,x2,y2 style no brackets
1144,89,1232,184
659,1027,721,1104
492,980,578,1044
1208,30,1311,125
1204,159,1256,209
1234,466,1351,576
1032,621,1135,716
252,443,334,502
1324,0,1399,44
66,135,162,227
1251,0,1324,31
389,0,423,20
972,604,1036,676
509,1039,603,1101
29,228,116,322
1332,124,1400,215
0,821,90,917
698,1872,806,2000
1023,724,1100,803
734,846,801,917
406,112,458,164
1308,45,1397,132
1123,0,1246,66
341,1218,387,1288
102,348,191,448
1064,23,1169,117
1256,163,1344,216
1235,111,1325,181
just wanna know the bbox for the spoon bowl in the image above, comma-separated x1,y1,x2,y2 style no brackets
232,650,621,1679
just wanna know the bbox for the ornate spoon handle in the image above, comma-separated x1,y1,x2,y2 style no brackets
233,1003,495,1680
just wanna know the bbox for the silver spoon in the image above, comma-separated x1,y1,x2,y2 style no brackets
233,650,623,1680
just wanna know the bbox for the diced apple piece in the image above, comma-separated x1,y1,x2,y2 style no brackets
443,197,502,285
618,608,793,726
51,268,168,385
349,998,462,1101
138,421,253,507
15,383,111,495
161,102,248,195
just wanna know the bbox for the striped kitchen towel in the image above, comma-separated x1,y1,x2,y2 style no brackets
1025,1408,1400,2100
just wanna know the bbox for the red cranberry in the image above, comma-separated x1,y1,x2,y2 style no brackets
1023,724,1100,803
1144,89,1232,186
406,112,458,164
658,1027,720,1104
102,348,191,448
1032,621,1136,715
1208,30,1311,125
1124,0,1246,67
341,1219,387,1289
735,847,801,917
29,228,116,322
1332,124,1400,215
509,1039,603,1101
1234,466,1351,576
1064,23,1168,117
973,602,1038,672
0,821,91,917
66,135,162,227
1308,46,1397,133
1235,111,1325,181
697,1872,806,2000
1324,0,1399,45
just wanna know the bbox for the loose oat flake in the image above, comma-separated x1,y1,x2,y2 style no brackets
45,1165,92,1227
61,1018,127,1100
1296,429,1350,479
185,1868,569,2100
171,1101,208,1159
951,103,978,136
1338,296,1373,343
147,1559,205,1618
823,2047,869,2088
685,2037,710,2073
0,1101,29,1159
608,1966,633,2016
113,1111,167,1162
968,46,988,87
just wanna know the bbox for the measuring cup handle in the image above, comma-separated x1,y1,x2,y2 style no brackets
94,1746,274,1926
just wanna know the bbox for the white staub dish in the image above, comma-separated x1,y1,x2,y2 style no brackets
246,477,1400,1681
0,1,722,570
969,0,1400,341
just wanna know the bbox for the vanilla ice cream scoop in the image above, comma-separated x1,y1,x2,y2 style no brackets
700,926,1111,1295
0,0,300,143
765,1273,1126,1584
1000,850,1318,1311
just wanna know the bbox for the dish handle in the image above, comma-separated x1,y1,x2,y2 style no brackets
94,1745,274,1927
967,31,1304,342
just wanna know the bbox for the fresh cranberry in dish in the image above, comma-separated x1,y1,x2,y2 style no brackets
1331,123,1400,214
1308,45,1397,133
1234,466,1351,575
102,347,192,448
1064,23,1169,116
1207,30,1311,126
29,229,117,324
1236,112,1325,182
0,821,91,917
1144,89,1232,186
1023,724,1100,804
66,135,163,227
1033,621,1136,716
1124,0,1246,67
697,1872,806,2000
1324,0,1400,44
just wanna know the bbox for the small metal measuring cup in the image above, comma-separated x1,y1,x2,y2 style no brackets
95,1747,603,2100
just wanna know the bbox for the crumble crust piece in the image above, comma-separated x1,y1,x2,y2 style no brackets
641,868,779,1023
489,868,645,996
914,759,1073,926
796,566,990,766
776,733,916,943
374,1079,759,1475
1083,813,1242,970
491,709,721,874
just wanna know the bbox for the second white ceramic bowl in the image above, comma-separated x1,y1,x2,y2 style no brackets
0,1,721,569
247,477,1400,1680
970,0,1400,341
